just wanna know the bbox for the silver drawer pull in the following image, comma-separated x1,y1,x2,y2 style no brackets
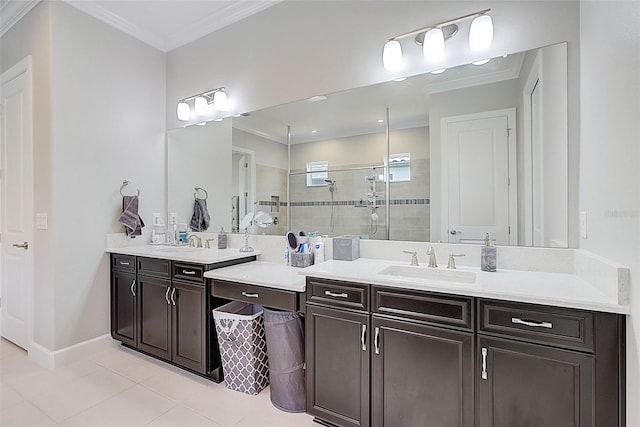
120,261,130,266
361,324,367,351
242,292,259,298
511,317,553,329
374,327,380,355
182,270,196,275
325,290,348,298
481,347,488,380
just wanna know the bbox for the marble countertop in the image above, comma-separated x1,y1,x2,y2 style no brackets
105,245,261,265
203,262,306,292
299,259,629,314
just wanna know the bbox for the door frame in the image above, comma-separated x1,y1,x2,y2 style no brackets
0,56,34,351
522,51,542,247
440,108,517,245
231,146,256,222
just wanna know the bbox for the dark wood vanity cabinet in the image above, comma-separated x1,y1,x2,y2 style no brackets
305,278,625,427
477,299,625,427
110,253,255,382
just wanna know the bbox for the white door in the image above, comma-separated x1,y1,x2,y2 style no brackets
442,109,516,245
0,57,34,350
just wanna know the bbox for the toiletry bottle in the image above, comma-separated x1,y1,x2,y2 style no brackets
218,227,228,249
314,236,325,263
284,245,290,266
481,233,497,272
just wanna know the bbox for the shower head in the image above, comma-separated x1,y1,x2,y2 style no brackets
325,179,336,193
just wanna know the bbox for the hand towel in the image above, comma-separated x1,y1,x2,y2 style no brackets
190,198,211,232
119,195,145,237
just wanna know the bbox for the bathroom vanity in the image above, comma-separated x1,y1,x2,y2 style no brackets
107,246,257,382
300,258,628,427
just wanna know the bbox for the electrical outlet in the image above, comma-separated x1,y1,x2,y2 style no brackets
152,213,161,226
579,211,588,239
169,212,177,225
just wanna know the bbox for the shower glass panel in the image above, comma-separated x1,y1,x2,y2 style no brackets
289,166,388,239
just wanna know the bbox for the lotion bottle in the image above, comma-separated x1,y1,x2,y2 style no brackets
218,227,228,249
481,233,496,272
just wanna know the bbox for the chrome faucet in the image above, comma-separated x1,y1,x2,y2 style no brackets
402,250,419,266
187,234,202,248
447,253,466,269
204,238,216,248
427,246,438,268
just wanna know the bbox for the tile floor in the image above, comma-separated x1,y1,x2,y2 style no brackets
0,339,316,426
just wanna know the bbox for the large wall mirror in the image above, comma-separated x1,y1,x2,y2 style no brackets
167,42,568,247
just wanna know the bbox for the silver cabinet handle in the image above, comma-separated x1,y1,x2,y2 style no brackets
182,270,196,275
120,261,130,266
171,288,176,305
12,241,28,250
130,280,136,297
374,327,380,355
361,324,367,351
481,347,488,380
449,230,462,235
241,292,259,298
511,317,553,329
325,290,348,298
165,287,171,305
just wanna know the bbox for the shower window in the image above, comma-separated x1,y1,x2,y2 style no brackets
306,161,329,187
385,153,411,182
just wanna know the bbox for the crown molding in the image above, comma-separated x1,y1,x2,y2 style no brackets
62,0,166,51
165,0,282,52
0,0,41,37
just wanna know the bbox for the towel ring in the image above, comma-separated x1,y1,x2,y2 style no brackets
120,180,140,197
194,187,208,200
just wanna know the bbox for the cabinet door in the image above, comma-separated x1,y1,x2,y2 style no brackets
111,270,137,347
137,275,172,360
477,336,594,427
171,281,206,374
372,317,474,427
306,305,370,427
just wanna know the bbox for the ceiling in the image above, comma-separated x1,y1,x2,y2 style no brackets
0,0,281,51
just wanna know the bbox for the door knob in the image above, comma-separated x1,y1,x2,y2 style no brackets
12,241,28,250
449,230,462,235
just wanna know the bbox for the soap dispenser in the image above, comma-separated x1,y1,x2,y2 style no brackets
481,233,496,272
218,227,228,249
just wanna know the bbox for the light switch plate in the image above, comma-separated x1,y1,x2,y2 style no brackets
579,211,587,239
169,212,177,225
152,213,161,225
36,213,48,230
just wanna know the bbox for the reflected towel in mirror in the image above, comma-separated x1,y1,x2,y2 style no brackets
190,198,210,232
119,195,145,237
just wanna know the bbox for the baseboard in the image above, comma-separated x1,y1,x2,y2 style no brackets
29,334,117,369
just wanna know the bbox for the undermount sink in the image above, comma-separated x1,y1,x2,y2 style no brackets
377,265,476,284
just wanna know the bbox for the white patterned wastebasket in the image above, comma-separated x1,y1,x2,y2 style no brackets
212,301,270,395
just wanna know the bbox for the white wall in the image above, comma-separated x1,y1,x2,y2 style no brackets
232,128,287,170
579,1,640,425
168,120,232,231
48,2,166,351
0,1,55,349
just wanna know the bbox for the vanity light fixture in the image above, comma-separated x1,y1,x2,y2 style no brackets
176,87,229,121
382,9,492,71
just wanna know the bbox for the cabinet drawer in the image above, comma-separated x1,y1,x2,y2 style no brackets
138,257,170,278
306,277,369,311
372,286,473,330
173,262,205,283
212,280,298,311
478,300,594,352
111,254,136,272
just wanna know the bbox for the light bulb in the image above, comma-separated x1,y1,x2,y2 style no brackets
382,40,403,71
423,28,445,61
176,102,191,121
213,90,229,111
469,15,493,51
194,96,209,116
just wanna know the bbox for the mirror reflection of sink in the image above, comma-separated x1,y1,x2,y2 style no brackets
377,265,476,284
